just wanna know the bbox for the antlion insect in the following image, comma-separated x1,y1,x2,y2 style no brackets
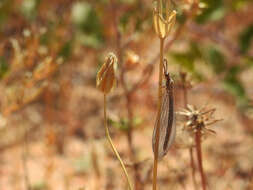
152,59,176,159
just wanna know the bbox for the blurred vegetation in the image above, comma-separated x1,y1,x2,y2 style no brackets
0,0,253,189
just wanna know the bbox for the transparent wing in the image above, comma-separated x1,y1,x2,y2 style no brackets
152,90,176,159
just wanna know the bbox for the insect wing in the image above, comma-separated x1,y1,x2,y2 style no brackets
152,90,176,159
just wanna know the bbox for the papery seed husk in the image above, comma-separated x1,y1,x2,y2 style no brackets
96,53,117,94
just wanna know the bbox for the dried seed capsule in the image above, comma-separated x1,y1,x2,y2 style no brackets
153,0,177,39
96,53,118,94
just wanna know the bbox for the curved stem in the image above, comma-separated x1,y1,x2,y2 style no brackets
111,1,138,186
153,37,164,190
103,94,133,190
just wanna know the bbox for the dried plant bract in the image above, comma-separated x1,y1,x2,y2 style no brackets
178,105,221,138
96,52,117,94
153,1,177,39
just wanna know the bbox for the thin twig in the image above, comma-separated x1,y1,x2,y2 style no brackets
190,147,198,190
103,94,133,190
180,72,198,190
195,126,207,190
110,1,141,189
153,37,165,190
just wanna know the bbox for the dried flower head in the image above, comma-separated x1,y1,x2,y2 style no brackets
178,105,221,140
153,0,177,39
96,53,118,94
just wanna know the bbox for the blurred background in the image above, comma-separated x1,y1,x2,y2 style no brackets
0,0,253,189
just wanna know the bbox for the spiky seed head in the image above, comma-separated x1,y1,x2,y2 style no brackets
178,105,221,140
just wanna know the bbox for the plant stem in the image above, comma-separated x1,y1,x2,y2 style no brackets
153,37,164,190
195,127,206,190
181,72,198,190
190,147,198,190
110,1,140,188
103,94,133,190
125,92,142,190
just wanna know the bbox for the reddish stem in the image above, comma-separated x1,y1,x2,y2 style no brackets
181,72,198,190
190,147,198,190
195,127,207,190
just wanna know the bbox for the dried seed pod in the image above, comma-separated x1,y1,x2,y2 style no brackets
178,105,221,141
96,53,117,94
153,0,177,39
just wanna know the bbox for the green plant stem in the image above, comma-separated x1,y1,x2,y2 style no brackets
103,94,133,190
195,127,206,190
153,37,164,190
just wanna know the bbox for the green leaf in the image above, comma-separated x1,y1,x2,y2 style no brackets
39,22,57,46
119,2,149,34
196,0,225,23
0,56,9,79
0,0,13,28
119,11,132,33
109,118,129,131
77,33,103,48
109,116,142,131
239,24,253,54
230,0,249,10
206,47,226,73
171,52,195,71
189,42,202,59
223,66,249,107
58,40,73,60
133,116,143,126
71,2,91,27
176,8,187,24
20,0,40,20
71,2,104,48
242,56,253,67
170,43,204,80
